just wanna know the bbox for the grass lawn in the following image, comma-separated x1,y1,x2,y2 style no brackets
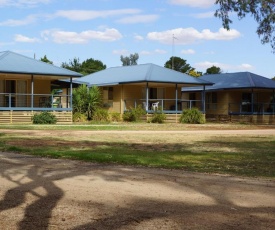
0,123,274,178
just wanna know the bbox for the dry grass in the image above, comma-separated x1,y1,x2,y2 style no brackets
0,124,274,178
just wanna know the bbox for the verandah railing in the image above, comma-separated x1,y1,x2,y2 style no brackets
229,102,275,115
0,93,72,111
123,99,203,113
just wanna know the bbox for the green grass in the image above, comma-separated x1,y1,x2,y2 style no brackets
0,131,274,178
0,122,273,131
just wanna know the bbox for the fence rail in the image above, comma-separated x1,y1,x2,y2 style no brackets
0,93,72,111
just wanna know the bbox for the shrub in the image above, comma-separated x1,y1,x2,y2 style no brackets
150,110,166,123
123,110,136,122
92,108,110,122
72,85,102,120
110,112,121,122
73,112,87,122
32,112,57,124
179,108,205,124
123,105,146,122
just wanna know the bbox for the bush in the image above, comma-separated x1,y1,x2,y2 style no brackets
92,108,110,122
179,108,205,124
73,112,87,122
72,85,102,120
32,112,57,124
123,105,146,122
150,110,166,123
110,112,121,122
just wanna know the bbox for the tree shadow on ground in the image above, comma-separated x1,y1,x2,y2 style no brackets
0,149,274,229
0,153,94,229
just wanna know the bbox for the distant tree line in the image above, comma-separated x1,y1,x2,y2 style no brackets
40,54,223,77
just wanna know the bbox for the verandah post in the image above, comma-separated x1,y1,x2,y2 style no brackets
70,77,73,109
175,84,178,113
31,75,34,109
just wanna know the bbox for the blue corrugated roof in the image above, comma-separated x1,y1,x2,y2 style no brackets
0,51,82,78
182,72,275,92
78,63,213,86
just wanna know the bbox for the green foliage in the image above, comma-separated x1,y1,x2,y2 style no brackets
87,86,102,119
81,58,106,75
61,57,82,72
164,56,192,73
61,57,106,75
72,84,89,114
72,85,102,120
110,112,121,122
180,108,205,124
123,105,146,122
215,0,275,52
73,112,87,122
188,68,203,77
120,53,139,66
32,112,57,124
150,110,166,123
92,108,110,122
40,55,53,64
205,65,222,75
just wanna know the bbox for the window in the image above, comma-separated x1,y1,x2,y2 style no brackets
189,93,196,107
241,92,259,112
143,87,165,100
103,87,113,100
5,80,16,93
206,92,217,110
5,80,16,107
102,87,113,108
242,93,252,104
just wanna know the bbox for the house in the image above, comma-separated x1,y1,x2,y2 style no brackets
78,63,212,122
0,51,82,124
182,72,275,123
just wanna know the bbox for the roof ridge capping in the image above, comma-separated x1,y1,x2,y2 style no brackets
0,50,10,61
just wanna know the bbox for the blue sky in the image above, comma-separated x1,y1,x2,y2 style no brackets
0,0,274,78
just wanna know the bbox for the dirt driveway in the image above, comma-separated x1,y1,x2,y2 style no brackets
0,129,275,229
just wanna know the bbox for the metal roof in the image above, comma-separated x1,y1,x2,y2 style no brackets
182,72,275,92
78,63,213,86
0,51,82,78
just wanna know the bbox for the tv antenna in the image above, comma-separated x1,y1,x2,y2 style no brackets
172,34,178,70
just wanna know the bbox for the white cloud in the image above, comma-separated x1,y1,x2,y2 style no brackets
134,35,144,41
116,14,159,24
181,49,195,54
147,27,241,45
194,61,230,70
112,49,129,55
168,0,215,8
0,15,37,26
192,11,215,19
238,64,254,70
41,28,122,44
194,61,254,72
0,0,50,8
14,34,40,43
54,9,141,21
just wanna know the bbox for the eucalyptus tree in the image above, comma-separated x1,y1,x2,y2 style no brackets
215,0,275,52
